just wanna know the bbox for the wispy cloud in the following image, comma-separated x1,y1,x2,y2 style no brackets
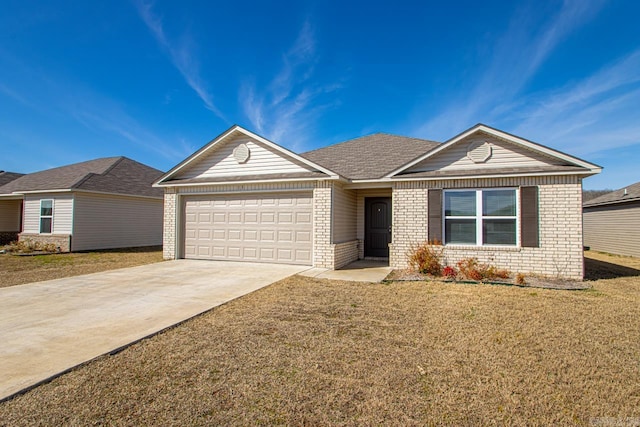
512,49,640,156
0,49,191,165
414,0,606,139
134,0,227,122
240,20,343,150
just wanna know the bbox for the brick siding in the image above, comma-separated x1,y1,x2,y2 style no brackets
390,176,584,280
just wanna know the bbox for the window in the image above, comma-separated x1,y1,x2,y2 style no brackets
40,199,53,234
444,189,517,246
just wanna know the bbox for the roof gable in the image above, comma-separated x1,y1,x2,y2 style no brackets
301,133,440,180
389,124,602,178
157,126,337,185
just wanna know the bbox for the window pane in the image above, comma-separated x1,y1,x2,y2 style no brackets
40,217,52,234
483,190,516,216
41,200,53,216
445,219,476,244
445,191,476,216
483,219,516,245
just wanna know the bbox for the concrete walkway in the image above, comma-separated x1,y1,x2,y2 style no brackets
0,260,306,401
299,259,392,282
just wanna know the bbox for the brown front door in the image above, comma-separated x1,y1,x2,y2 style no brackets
365,197,391,258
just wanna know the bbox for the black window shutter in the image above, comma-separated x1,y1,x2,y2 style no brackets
428,189,442,242
521,186,539,248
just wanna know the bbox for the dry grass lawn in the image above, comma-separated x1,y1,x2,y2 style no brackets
0,251,639,425
0,246,163,288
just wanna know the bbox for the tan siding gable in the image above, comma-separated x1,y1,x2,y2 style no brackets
174,134,313,180
405,133,566,173
22,194,74,234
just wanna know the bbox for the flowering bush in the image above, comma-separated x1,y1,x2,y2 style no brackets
442,266,458,280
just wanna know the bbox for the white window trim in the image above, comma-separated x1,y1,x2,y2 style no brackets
39,199,54,234
443,188,520,247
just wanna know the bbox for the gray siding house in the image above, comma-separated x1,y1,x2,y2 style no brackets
156,124,601,279
583,181,640,258
0,157,164,251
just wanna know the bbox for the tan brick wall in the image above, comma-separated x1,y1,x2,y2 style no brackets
313,181,333,268
390,184,428,269
333,240,359,269
162,189,177,260
390,176,584,280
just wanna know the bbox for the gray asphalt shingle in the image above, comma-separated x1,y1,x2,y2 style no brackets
0,157,163,198
583,181,640,207
301,133,440,180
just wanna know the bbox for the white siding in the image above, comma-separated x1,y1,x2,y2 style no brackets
72,193,163,251
584,202,640,258
332,183,357,243
175,134,312,179
0,200,21,232
406,133,565,173
22,194,74,234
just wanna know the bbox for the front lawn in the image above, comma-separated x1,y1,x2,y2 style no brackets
0,246,163,288
0,251,638,425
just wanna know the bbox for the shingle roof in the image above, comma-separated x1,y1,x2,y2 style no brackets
0,157,164,198
301,133,440,180
583,181,640,207
0,171,25,186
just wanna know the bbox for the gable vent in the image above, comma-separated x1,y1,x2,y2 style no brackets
233,143,250,164
467,141,492,163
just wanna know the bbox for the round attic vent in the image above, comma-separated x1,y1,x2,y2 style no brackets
466,141,492,163
233,143,250,164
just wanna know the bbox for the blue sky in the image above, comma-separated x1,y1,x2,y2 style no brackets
1,1,639,190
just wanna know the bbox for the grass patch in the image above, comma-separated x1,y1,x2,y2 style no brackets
0,246,163,288
0,252,638,424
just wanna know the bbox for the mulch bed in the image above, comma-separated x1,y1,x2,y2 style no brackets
386,269,591,290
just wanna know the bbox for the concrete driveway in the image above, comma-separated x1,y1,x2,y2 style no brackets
0,260,307,401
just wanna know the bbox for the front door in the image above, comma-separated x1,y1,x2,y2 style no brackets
365,197,391,258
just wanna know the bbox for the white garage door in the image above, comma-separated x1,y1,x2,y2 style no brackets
183,193,313,265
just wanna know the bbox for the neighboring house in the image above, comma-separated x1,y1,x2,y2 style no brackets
583,181,640,258
156,124,601,279
0,171,26,244
0,157,164,251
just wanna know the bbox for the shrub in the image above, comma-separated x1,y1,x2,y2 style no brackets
407,240,443,276
515,273,527,285
442,266,458,280
456,257,511,282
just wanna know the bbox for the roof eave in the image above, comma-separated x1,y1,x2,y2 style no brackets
156,176,341,188
584,196,640,208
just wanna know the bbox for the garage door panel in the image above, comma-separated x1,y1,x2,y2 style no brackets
296,231,311,242
183,193,312,265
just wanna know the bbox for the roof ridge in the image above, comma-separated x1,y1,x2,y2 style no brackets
302,132,439,155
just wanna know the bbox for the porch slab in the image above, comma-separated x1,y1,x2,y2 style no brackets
299,260,392,282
